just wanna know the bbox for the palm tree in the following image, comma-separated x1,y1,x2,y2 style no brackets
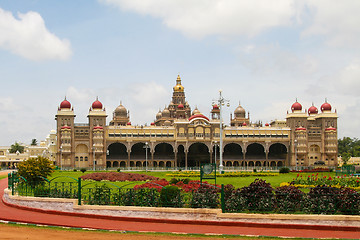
9,142,25,154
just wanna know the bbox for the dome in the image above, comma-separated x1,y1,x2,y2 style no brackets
212,104,219,110
308,104,318,115
325,127,336,131
173,75,184,92
291,100,302,112
61,125,71,130
234,104,246,118
242,122,247,126
164,120,171,126
92,98,103,109
114,104,127,117
192,107,201,115
178,104,184,109
265,123,269,127
295,127,306,131
127,122,131,126
162,107,170,118
321,101,332,112
150,122,155,126
156,110,162,120
60,99,71,109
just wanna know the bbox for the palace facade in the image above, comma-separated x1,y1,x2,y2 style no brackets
55,75,338,170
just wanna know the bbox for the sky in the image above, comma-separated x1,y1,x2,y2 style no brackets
0,0,360,146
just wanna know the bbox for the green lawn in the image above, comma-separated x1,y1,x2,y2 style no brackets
48,170,336,189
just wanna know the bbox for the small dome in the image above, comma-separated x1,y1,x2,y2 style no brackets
114,104,127,117
178,104,184,109
192,107,201,115
93,125,103,130
156,110,162,120
60,99,71,109
291,100,302,112
325,127,336,131
308,104,318,115
234,104,246,118
92,98,103,109
150,122,155,126
61,125,71,130
127,122,131,126
265,123,269,127
212,104,219,110
242,122,247,126
321,101,332,112
173,75,184,92
162,107,170,118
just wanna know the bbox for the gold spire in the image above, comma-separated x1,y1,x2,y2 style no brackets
173,74,184,92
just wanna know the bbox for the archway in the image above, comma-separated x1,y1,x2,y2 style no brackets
268,143,287,159
246,143,265,159
223,143,242,160
130,143,147,160
188,143,210,168
120,161,126,167
177,145,185,167
154,143,174,160
107,143,127,160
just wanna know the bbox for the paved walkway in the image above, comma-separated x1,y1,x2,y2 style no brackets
1,178,360,239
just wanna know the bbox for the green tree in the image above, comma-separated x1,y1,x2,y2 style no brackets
9,142,25,154
31,139,38,146
338,137,360,159
341,152,351,166
17,156,55,186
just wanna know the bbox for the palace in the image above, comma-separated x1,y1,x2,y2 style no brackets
55,75,338,170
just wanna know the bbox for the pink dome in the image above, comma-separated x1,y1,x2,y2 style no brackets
60,99,71,109
325,127,336,131
321,102,332,112
127,122,131,125
93,126,103,130
291,101,302,112
61,125,71,129
265,123,269,126
213,104,219,110
242,122,247,126
178,104,184,109
308,105,318,115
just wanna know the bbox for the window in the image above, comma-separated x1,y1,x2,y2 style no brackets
75,157,79,161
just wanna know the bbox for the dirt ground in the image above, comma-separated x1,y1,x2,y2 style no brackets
0,224,255,240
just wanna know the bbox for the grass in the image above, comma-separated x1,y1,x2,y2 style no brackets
47,170,337,189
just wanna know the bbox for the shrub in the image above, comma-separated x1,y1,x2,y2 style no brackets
240,179,274,212
275,186,304,213
160,185,182,207
253,168,257,173
169,178,190,185
117,168,121,172
225,188,247,212
73,169,77,172
337,188,360,215
81,172,159,182
80,168,87,173
17,156,55,187
302,185,340,214
190,185,220,209
88,184,111,205
279,167,290,173
114,188,160,207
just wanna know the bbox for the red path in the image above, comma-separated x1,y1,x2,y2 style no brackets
1,178,360,239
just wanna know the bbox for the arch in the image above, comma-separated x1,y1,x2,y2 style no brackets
188,142,210,168
268,143,287,159
166,161,172,168
136,161,142,167
153,161,158,167
130,161,135,167
107,142,127,160
255,161,262,166
177,145,185,167
106,161,111,168
226,161,232,167
120,161,126,167
159,161,165,167
113,161,119,167
277,161,283,167
223,143,242,160
131,142,147,160
246,143,265,159
309,144,321,165
154,143,174,160
270,161,277,167
248,161,254,167
233,161,239,167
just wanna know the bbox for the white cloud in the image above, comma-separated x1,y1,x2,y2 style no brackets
99,0,296,39
0,8,72,61
302,1,360,48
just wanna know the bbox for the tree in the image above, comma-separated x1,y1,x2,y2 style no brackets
17,156,55,186
338,137,360,159
31,139,38,146
9,142,25,154
341,152,351,166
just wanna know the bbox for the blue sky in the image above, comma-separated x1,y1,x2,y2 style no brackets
1,0,360,145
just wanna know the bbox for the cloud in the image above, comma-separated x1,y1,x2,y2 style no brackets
0,8,72,61
99,0,296,39
301,1,360,48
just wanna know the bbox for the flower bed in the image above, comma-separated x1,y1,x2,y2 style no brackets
291,168,331,173
287,173,360,190
80,172,159,182
166,171,279,178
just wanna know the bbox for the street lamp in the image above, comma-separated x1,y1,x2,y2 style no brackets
144,142,149,172
93,144,96,171
294,139,298,170
212,90,230,174
59,145,63,171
